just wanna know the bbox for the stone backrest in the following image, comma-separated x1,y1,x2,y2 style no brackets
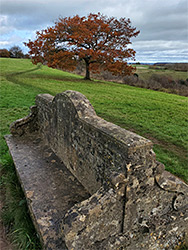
35,90,154,195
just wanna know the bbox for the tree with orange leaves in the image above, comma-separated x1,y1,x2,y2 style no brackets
25,13,140,80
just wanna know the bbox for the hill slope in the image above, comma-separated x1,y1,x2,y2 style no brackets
1,58,187,182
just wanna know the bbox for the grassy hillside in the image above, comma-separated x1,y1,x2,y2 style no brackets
1,58,187,180
0,58,188,248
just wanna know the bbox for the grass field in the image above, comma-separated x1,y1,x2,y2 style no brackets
0,58,188,249
133,64,188,80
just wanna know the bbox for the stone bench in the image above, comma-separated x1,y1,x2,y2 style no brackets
5,90,188,250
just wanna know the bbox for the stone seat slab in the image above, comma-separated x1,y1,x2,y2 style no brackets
5,133,90,250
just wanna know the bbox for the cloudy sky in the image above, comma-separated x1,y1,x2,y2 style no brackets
0,0,188,63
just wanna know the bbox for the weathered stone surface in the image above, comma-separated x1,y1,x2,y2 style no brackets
10,105,38,136
5,90,188,250
62,187,124,250
5,133,89,249
36,90,154,195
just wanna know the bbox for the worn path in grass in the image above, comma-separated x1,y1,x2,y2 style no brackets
1,58,187,183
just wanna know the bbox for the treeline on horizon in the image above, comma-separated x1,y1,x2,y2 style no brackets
130,62,188,72
0,46,30,59
150,63,188,72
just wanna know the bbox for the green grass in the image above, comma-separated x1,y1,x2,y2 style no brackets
0,58,188,248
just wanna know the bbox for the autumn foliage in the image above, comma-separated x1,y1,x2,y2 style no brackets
0,46,25,58
0,49,10,58
25,13,140,80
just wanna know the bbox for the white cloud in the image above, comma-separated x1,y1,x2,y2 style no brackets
0,41,11,46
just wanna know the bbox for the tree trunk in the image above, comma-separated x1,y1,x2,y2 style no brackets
84,59,91,80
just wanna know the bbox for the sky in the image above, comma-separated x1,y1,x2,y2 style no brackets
0,0,188,63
